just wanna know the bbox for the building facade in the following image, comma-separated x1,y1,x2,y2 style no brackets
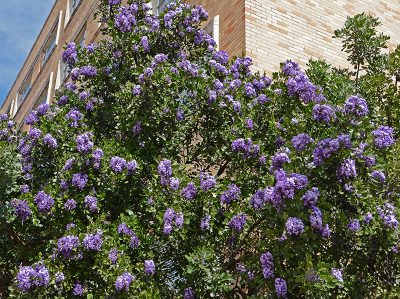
3,0,400,122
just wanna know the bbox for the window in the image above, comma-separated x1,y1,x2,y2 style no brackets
205,15,220,50
42,18,59,65
35,84,49,108
155,0,177,15
75,24,86,47
18,71,33,107
60,60,69,83
70,0,82,16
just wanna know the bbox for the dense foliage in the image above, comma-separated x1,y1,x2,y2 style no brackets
1,1,400,298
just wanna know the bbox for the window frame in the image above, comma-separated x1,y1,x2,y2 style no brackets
42,17,60,66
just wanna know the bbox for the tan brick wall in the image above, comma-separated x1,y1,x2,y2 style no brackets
245,0,400,74
1,0,102,124
185,0,246,59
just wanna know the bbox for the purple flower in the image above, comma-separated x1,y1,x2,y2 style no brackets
25,111,39,125
220,184,241,205
364,213,373,224
302,187,319,208
371,170,386,183
169,177,180,191
72,173,88,190
285,217,304,236
214,50,229,64
309,207,323,231
228,213,247,232
58,235,80,258
127,160,138,174
184,287,195,299
377,203,398,228
84,195,98,213
55,272,65,283
80,65,97,77
313,104,336,123
28,128,42,140
20,184,30,194
140,36,150,51
348,219,360,232
275,278,287,298
158,159,172,185
110,156,127,173
58,95,69,105
16,263,50,292
64,199,77,211
62,42,77,65
144,260,155,275
65,108,83,127
109,0,122,6
43,134,57,148
336,159,357,182
109,248,119,264
245,118,254,130
331,268,343,283
73,282,84,296
344,96,368,117
11,199,31,221
63,158,75,171
76,132,93,154
37,104,49,116
271,152,291,170
260,252,274,279
83,231,103,251
291,133,313,152
132,121,142,136
199,172,216,191
175,212,184,228
313,137,341,166
181,182,197,200
115,272,135,292
115,5,137,32
231,138,260,159
34,191,54,213
200,214,211,230
372,126,395,148
176,108,185,121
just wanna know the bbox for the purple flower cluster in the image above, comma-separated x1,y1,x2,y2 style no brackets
11,199,31,220
117,223,140,248
73,282,84,296
110,156,127,173
72,173,88,190
199,172,216,191
284,60,323,104
302,187,319,208
371,170,385,183
377,203,398,228
115,272,135,292
144,260,156,275
57,235,80,258
220,184,241,205
42,134,57,148
336,159,357,182
347,219,361,232
184,287,195,299
76,132,94,154
16,263,50,292
285,217,304,236
108,248,119,264
291,133,313,152
344,96,369,117
275,278,288,298
181,182,197,200
169,177,180,190
312,104,336,123
200,214,211,230
228,213,247,232
65,108,83,127
260,252,274,279
271,151,291,170
163,208,184,235
34,191,54,213
313,135,351,166
158,159,172,185
84,195,98,213
80,65,97,78
62,42,77,65
115,4,138,32
231,138,260,159
331,268,343,283
83,231,103,251
372,126,395,148
64,199,77,211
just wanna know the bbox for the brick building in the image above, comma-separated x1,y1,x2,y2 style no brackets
2,0,400,123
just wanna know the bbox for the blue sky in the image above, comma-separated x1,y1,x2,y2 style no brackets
0,0,55,106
